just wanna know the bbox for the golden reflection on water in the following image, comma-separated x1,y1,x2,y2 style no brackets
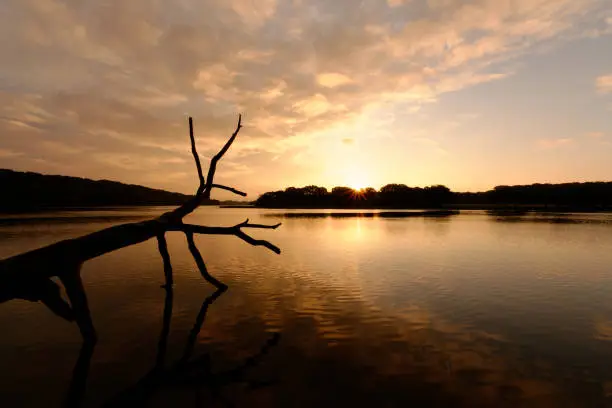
201,287,574,406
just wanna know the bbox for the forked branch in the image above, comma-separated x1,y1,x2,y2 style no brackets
169,114,243,219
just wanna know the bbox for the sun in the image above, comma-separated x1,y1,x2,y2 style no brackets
344,170,370,192
336,164,372,192
348,181,365,191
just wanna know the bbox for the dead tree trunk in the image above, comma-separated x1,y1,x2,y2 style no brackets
0,115,281,342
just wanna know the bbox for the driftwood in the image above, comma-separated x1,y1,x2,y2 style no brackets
0,115,281,343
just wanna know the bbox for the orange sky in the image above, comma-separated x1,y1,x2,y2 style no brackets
0,0,611,199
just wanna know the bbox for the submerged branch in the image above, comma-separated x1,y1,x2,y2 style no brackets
185,232,228,290
156,233,173,288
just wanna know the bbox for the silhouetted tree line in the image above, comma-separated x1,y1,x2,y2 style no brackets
256,184,454,208
0,169,219,212
255,182,612,210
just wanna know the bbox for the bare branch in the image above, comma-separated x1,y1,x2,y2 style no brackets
237,218,281,229
233,229,281,254
203,114,242,199
188,117,205,195
211,184,247,197
169,220,281,254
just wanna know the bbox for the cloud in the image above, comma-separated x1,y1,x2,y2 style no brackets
596,74,612,93
537,138,574,149
0,148,23,158
292,94,347,117
316,72,353,88
0,0,609,193
585,131,604,138
229,0,278,27
387,0,410,8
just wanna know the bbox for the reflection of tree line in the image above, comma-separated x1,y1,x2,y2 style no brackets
256,182,612,210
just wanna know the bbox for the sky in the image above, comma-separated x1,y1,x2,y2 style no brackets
0,0,611,199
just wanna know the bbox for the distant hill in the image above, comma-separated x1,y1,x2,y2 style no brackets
0,169,213,212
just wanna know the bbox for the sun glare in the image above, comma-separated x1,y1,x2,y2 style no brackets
348,181,365,191
345,170,370,192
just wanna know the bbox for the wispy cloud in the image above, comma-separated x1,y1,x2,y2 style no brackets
316,72,353,88
0,148,23,158
387,0,410,8
585,131,604,138
596,74,612,93
537,138,574,149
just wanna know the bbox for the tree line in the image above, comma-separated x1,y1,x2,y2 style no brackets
0,169,216,212
255,182,612,210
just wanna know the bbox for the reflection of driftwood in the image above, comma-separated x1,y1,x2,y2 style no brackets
64,339,96,408
101,287,281,407
0,115,281,342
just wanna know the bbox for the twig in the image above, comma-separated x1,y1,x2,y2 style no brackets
237,218,281,229
211,184,247,197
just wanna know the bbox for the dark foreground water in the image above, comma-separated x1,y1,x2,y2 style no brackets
1,207,612,407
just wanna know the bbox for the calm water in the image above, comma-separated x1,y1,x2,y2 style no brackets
1,207,612,407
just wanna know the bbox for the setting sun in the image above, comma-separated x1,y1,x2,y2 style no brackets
340,166,372,192
348,181,365,191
